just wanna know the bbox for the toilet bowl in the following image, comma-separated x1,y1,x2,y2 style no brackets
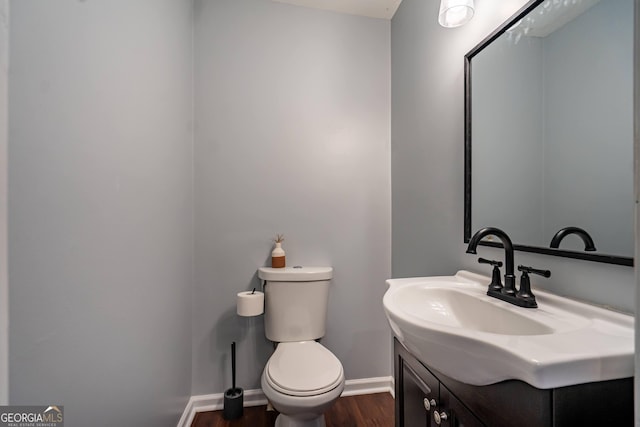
261,341,345,427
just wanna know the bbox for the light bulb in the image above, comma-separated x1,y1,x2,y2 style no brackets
438,0,475,28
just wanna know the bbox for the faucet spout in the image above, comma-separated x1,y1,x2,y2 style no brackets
466,227,516,294
550,226,596,251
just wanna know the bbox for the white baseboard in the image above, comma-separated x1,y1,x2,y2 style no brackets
177,376,394,427
341,376,395,397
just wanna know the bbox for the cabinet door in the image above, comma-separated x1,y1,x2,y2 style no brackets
401,361,439,427
438,384,485,427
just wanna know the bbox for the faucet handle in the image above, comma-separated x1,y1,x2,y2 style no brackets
478,258,503,267
478,258,503,292
518,265,551,278
516,265,551,308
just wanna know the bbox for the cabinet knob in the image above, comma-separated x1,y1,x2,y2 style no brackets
423,398,437,411
434,410,448,425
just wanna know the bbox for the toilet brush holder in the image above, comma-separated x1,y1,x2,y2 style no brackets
223,342,243,420
223,387,243,420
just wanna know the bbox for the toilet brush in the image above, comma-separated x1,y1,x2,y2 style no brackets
223,341,244,420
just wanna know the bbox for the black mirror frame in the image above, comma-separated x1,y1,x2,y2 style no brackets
463,0,633,267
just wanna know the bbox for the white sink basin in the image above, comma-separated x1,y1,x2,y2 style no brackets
383,271,634,389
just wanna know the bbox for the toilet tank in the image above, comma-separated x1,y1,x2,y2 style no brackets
258,266,333,342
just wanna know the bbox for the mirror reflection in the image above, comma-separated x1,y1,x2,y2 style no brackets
466,0,633,265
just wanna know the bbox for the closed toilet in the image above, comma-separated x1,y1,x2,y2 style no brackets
258,266,345,427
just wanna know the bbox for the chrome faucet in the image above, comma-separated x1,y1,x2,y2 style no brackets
550,226,596,251
466,227,516,295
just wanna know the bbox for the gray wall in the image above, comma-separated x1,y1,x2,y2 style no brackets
391,0,531,279
9,1,193,425
0,0,7,406
391,0,635,314
193,0,391,395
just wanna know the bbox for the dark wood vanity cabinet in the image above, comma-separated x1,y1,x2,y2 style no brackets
397,340,484,427
400,350,437,426
394,339,633,427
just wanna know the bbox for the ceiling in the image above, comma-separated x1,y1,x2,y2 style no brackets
272,0,403,20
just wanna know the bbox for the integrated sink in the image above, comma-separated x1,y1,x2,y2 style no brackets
383,271,634,389
399,287,555,335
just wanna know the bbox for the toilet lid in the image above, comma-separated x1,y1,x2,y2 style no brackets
266,341,343,396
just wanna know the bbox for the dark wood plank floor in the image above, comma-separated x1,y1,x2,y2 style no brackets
192,392,394,427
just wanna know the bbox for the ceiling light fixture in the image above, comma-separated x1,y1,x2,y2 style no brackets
438,0,475,28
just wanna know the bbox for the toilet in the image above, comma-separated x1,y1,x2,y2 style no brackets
258,266,345,427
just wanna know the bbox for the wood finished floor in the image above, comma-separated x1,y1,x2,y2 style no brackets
191,392,395,427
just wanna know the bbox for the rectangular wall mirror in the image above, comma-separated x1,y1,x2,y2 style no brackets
464,0,634,266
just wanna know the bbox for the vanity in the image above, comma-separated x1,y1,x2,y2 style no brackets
384,272,635,427
395,338,633,427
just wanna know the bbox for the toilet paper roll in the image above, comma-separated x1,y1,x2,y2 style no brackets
236,291,264,317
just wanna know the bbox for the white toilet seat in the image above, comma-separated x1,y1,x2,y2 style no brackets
265,341,344,397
